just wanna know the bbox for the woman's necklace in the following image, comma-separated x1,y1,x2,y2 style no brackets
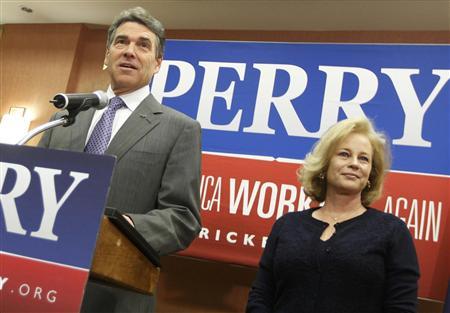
316,206,366,241
321,206,365,225
316,206,365,241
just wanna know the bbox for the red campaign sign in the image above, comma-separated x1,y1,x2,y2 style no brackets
0,252,88,312
383,172,449,302
180,153,449,301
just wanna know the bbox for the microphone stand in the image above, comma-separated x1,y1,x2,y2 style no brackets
16,116,71,145
16,100,88,146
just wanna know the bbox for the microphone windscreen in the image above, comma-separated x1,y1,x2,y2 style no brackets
93,90,108,109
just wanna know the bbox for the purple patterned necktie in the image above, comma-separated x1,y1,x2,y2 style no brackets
84,96,125,154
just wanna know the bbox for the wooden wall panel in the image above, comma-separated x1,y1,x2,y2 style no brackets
156,255,256,313
66,25,110,94
167,29,450,43
0,24,83,145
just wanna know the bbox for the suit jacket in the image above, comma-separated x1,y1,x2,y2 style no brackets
39,93,202,312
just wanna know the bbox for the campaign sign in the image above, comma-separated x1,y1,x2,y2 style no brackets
0,144,115,312
151,40,450,301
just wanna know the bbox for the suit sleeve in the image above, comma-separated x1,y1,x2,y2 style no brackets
127,119,202,256
37,112,59,148
383,220,420,313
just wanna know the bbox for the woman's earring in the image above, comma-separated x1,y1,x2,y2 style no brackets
367,180,371,189
318,172,325,180
102,63,108,70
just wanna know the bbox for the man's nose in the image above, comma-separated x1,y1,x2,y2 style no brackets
123,43,136,56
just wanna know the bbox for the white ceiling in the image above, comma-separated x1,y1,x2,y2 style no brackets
0,0,449,31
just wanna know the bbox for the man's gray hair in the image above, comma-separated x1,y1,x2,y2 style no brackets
107,7,165,58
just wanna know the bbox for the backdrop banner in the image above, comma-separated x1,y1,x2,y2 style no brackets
151,40,449,301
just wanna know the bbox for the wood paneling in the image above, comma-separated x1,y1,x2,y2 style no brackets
0,24,83,145
156,255,255,313
167,29,450,43
66,25,109,94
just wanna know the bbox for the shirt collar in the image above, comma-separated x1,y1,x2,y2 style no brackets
106,85,150,111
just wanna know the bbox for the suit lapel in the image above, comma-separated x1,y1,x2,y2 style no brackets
106,94,162,161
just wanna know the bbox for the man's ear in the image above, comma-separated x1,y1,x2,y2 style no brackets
154,57,163,74
103,49,110,70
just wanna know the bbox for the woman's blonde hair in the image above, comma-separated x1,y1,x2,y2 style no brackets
298,117,391,206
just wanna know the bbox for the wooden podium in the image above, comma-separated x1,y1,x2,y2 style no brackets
90,208,161,295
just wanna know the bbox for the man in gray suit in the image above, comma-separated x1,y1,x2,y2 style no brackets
39,7,201,313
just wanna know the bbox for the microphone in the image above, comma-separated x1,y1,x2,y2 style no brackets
50,90,108,111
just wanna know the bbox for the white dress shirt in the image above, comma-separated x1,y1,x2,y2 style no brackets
85,85,150,146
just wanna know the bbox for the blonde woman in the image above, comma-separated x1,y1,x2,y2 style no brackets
247,118,419,313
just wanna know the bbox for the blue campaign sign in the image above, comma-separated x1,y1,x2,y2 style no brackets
151,40,450,176
0,144,115,269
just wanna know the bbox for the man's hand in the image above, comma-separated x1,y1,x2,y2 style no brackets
122,214,135,227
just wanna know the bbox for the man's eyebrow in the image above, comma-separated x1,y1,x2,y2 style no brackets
138,36,152,42
114,34,128,40
113,34,153,47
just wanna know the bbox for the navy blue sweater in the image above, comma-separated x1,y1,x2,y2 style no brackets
246,207,420,313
